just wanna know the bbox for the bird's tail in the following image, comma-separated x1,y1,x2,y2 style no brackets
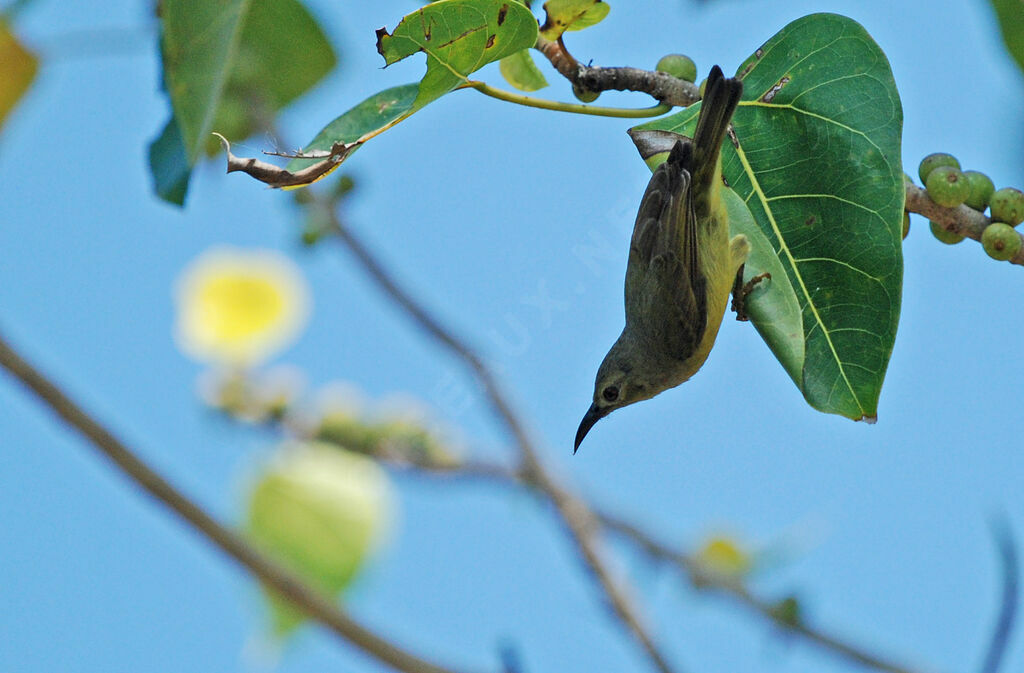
690,65,743,221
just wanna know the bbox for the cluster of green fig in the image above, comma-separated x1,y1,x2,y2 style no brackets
915,153,1024,262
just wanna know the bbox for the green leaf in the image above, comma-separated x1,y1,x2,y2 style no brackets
375,0,538,111
723,187,805,386
539,0,609,39
500,49,549,91
245,442,392,637
148,117,191,205
632,13,904,421
153,0,336,202
0,19,38,131
286,83,420,172
159,0,250,165
991,0,1024,77
206,0,336,156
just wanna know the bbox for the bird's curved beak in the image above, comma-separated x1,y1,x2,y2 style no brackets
574,403,609,454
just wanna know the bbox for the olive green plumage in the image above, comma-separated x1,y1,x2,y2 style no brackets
576,65,749,452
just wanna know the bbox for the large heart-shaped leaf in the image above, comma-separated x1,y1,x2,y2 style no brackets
376,0,538,111
630,132,804,387
632,13,904,421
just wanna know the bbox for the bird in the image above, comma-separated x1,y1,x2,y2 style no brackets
575,65,753,453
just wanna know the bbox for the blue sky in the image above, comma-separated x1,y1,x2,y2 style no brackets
1,1,1023,673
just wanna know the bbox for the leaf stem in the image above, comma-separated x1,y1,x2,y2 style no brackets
462,81,672,118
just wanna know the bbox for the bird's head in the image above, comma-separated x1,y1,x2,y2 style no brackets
575,341,664,453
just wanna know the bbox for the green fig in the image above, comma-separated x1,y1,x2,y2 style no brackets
989,187,1024,226
655,54,697,83
572,84,600,103
962,171,995,211
981,222,1022,261
925,166,970,208
930,221,964,245
918,153,960,184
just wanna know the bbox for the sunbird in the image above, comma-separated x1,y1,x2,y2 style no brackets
575,65,757,452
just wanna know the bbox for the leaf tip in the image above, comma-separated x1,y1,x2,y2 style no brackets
858,414,877,424
375,27,390,61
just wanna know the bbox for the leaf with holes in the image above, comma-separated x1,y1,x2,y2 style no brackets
540,0,610,40
376,0,538,111
631,13,904,421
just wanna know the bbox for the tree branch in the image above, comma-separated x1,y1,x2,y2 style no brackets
904,184,1024,266
528,43,1023,269
310,197,680,673
0,328,481,673
534,36,700,107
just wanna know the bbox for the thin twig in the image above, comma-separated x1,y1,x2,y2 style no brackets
979,516,1018,673
597,514,930,673
0,328,480,673
311,199,679,673
462,80,672,118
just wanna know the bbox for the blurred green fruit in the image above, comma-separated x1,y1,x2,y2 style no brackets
990,187,1024,226
655,53,697,82
925,166,969,208
572,84,600,103
929,221,964,245
918,152,959,184
245,442,392,637
981,222,1021,261
962,171,995,211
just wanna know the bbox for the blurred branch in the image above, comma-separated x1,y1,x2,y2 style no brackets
980,516,1019,673
293,189,933,673
905,184,1024,266
306,193,680,673
597,514,926,673
0,328,482,673
341,437,930,673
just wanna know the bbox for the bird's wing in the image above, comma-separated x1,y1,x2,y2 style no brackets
625,140,707,360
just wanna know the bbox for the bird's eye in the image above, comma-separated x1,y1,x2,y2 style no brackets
602,386,620,402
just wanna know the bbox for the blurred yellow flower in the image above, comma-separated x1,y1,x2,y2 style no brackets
175,248,310,365
695,534,753,579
